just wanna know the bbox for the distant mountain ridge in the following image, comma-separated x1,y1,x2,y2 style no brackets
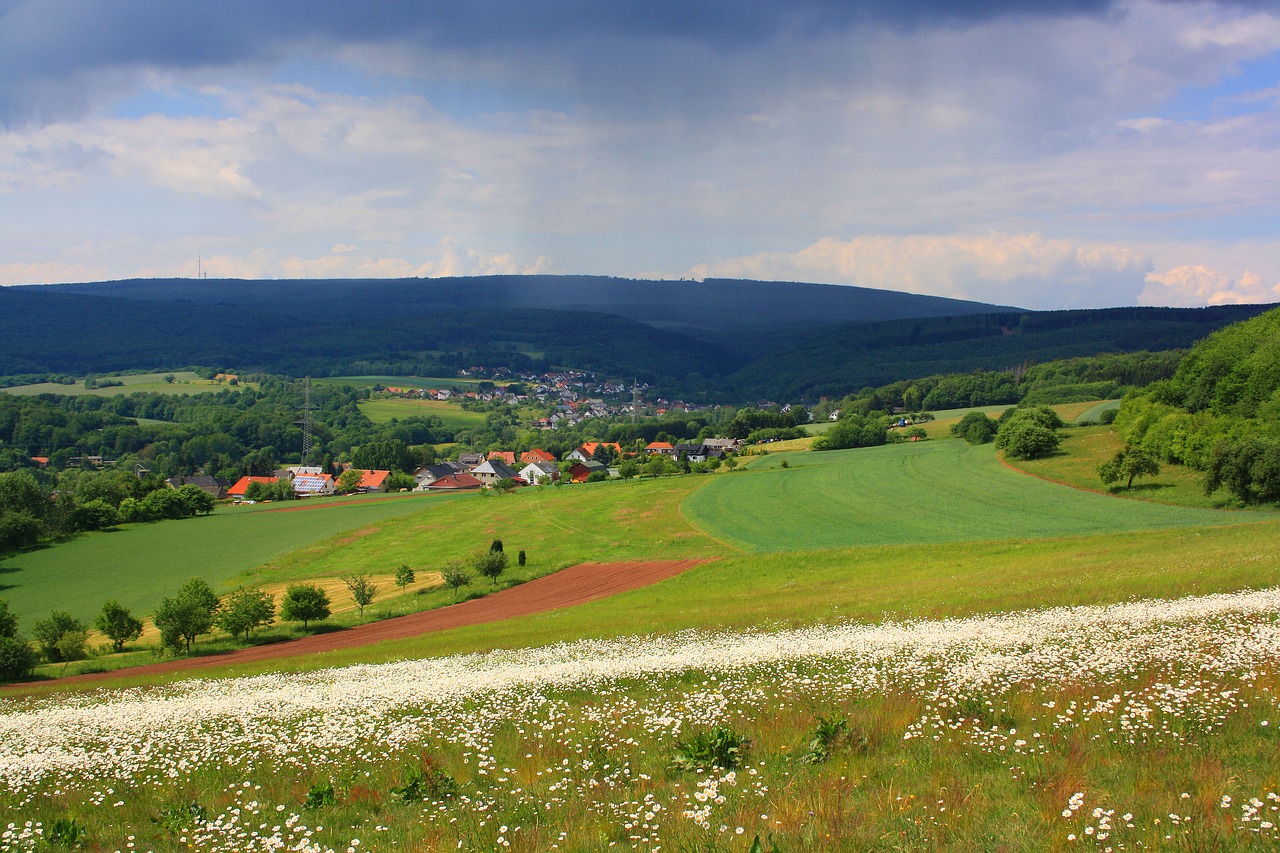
2,276,1274,401
38,275,1015,333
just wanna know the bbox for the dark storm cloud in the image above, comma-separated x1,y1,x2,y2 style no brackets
0,0,1187,125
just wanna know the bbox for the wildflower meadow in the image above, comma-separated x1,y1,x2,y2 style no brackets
2,587,1279,851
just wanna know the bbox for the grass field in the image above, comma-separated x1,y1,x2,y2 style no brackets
682,438,1253,551
4,416,1280,851
357,396,490,427
1,371,245,397
0,492,466,624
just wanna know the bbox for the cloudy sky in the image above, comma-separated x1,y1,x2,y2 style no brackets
2,0,1278,310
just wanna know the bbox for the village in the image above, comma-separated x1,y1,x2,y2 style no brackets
220,436,747,502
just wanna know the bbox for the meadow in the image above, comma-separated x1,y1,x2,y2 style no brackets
0,493,464,624
682,438,1250,551
2,415,1279,850
1,372,241,397
356,397,490,428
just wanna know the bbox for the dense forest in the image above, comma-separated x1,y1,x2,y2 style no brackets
2,278,1271,401
1113,306,1280,503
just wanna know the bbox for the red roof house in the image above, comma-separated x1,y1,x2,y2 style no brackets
226,476,280,498
356,469,391,492
520,448,556,464
425,472,483,491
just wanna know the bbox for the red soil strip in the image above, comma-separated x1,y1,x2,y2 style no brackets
52,559,707,686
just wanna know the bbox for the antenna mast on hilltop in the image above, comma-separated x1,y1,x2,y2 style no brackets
299,378,316,464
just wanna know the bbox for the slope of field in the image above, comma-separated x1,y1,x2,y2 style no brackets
1,371,236,397
357,397,489,427
682,438,1255,551
0,493,465,623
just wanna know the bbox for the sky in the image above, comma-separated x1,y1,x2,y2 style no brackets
1,0,1279,310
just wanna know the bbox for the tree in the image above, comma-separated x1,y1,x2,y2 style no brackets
174,484,216,515
0,636,36,683
153,577,220,655
342,572,378,619
216,587,275,641
489,539,504,553
95,599,143,653
0,599,16,640
994,419,1059,460
475,550,508,587
950,411,998,445
618,460,639,481
1098,446,1161,490
440,562,472,601
31,610,88,663
517,550,526,567
280,583,331,629
394,563,416,594
336,468,364,494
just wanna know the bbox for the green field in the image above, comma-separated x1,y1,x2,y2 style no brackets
357,396,490,427
2,371,243,397
5,422,1280,851
682,439,1249,551
0,493,465,624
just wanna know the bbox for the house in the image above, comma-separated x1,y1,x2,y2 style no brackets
425,472,483,491
567,442,622,463
291,473,336,497
413,463,464,490
456,452,485,468
674,443,713,463
520,448,556,464
487,450,517,465
470,459,520,486
701,438,744,454
226,476,280,499
644,441,675,456
165,475,226,499
518,460,559,485
568,459,609,483
355,469,392,493
286,466,325,477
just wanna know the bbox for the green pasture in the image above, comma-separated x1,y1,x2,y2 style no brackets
1075,399,1121,422
1010,424,1272,511
682,438,1255,551
243,475,717,587
0,493,464,625
1,372,242,397
357,397,490,427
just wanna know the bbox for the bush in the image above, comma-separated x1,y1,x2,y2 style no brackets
32,610,88,663
475,550,508,586
0,635,37,682
950,411,998,445
670,725,750,772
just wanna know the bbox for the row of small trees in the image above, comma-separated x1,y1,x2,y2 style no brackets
0,541,529,682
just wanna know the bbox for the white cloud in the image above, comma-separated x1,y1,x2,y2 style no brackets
687,233,1152,309
1141,264,1280,307
0,261,106,286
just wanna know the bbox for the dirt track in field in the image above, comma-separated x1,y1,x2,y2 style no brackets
57,559,706,685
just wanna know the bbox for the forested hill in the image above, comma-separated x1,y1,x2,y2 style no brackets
2,276,1274,401
40,275,1012,334
726,304,1276,400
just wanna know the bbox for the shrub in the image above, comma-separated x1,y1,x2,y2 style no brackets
799,715,866,764
476,550,508,586
950,411,998,445
390,757,458,803
670,724,750,772
303,781,336,810
0,635,37,683
32,610,88,663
